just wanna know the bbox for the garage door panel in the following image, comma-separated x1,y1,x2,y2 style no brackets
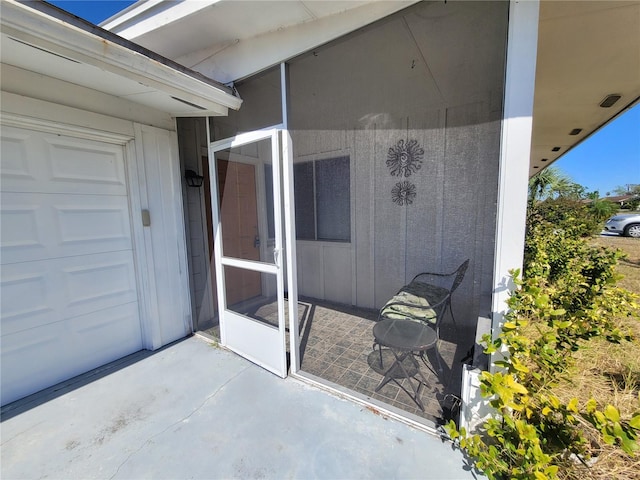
1,122,144,406
1,192,133,265
0,203,48,260
0,268,56,336
69,303,142,361
1,251,138,335
63,251,138,315
56,201,131,248
0,303,142,406
47,136,127,195
0,324,64,406
0,129,34,181
0,126,127,196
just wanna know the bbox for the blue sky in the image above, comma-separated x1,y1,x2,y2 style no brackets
50,1,640,196
554,104,640,196
49,1,136,24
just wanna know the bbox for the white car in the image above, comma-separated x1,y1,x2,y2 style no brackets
604,213,640,238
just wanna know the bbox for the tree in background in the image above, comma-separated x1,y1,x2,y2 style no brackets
529,168,636,217
528,167,584,205
613,184,640,196
611,184,640,210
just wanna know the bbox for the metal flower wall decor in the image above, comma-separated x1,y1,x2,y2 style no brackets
387,139,424,206
386,139,424,177
391,181,417,206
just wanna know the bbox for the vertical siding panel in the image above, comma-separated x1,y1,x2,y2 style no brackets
373,118,406,308
404,109,445,282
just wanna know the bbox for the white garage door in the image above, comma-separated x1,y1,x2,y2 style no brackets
1,124,143,406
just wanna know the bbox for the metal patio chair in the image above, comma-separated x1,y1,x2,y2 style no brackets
403,259,469,331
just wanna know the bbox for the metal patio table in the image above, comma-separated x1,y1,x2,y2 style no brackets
372,317,437,411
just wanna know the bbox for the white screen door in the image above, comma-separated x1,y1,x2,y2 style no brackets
208,128,290,377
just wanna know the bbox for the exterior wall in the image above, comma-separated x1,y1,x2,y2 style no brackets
132,123,192,348
1,68,192,350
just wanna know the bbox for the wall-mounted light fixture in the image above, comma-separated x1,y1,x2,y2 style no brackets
185,169,204,188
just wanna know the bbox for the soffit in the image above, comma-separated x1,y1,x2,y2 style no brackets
103,1,372,58
530,1,640,176
102,0,420,83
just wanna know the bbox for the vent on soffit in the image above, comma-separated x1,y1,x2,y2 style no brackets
8,37,81,63
600,94,622,108
171,96,207,110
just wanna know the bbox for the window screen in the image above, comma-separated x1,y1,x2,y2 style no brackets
315,157,350,241
293,156,350,242
294,162,315,240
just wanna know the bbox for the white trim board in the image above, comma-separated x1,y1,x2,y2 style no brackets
1,91,139,137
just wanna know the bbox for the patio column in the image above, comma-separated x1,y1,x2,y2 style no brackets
492,0,540,340
460,0,540,434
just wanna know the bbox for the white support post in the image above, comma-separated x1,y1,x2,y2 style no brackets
281,62,301,373
206,116,227,346
492,0,540,336
461,0,540,434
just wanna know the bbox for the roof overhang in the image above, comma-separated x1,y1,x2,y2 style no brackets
0,0,242,117
102,0,420,84
101,0,639,169
530,1,640,176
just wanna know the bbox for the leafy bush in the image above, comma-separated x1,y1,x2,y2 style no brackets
526,199,602,238
447,200,640,480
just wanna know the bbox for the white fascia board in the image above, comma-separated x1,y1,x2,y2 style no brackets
178,1,419,84
102,0,220,39
492,0,540,336
1,1,241,113
99,0,164,30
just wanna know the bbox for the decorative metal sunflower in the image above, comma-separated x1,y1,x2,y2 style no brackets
386,139,424,177
391,181,417,206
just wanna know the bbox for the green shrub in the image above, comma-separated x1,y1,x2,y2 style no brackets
447,200,640,480
526,199,602,238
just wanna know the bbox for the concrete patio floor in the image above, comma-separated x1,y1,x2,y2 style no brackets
1,335,479,480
